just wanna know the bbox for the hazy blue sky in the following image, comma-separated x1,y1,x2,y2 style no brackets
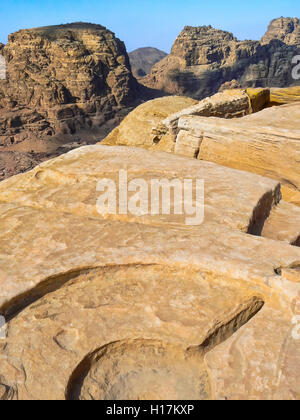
0,0,299,52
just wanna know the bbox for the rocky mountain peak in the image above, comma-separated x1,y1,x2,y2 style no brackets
141,17,299,100
2,22,137,107
0,22,141,180
261,17,300,46
171,25,237,65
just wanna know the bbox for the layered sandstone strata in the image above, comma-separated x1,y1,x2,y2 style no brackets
107,90,299,206
270,86,300,104
102,89,270,153
174,102,300,206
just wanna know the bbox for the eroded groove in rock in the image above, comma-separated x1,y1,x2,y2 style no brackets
247,186,282,236
188,296,265,356
292,237,300,247
0,263,273,400
1,268,93,321
0,383,16,401
1,263,154,321
66,296,264,401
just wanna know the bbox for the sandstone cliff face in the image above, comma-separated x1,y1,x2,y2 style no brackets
1,23,138,109
261,17,300,46
0,23,140,180
141,18,300,100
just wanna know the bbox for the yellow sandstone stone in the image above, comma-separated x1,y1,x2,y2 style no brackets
270,87,300,104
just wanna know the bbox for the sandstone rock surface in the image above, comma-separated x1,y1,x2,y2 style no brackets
102,96,197,150
270,87,300,104
141,18,300,100
174,102,300,206
0,145,300,400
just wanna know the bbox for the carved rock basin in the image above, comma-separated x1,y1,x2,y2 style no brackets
70,339,211,400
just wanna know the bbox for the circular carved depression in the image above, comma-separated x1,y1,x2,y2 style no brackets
68,339,212,400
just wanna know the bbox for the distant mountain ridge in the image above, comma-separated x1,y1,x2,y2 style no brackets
141,17,300,100
129,47,168,78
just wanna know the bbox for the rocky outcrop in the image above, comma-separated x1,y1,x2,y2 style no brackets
0,145,300,400
261,17,300,46
129,47,167,78
102,89,270,153
0,23,141,180
102,89,300,206
174,102,300,206
141,18,300,100
102,95,197,150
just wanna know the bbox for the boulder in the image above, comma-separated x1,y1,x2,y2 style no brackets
101,96,197,149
